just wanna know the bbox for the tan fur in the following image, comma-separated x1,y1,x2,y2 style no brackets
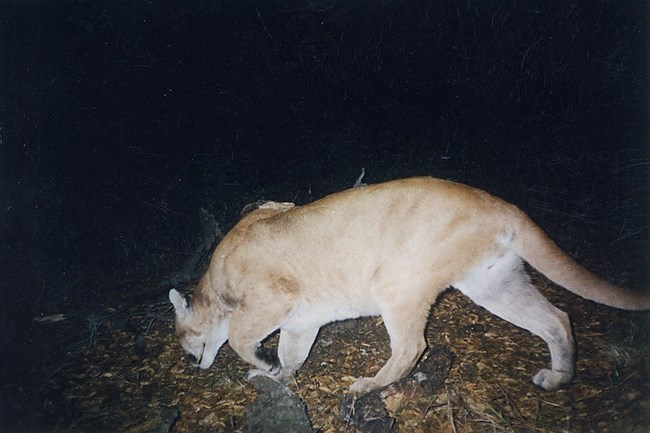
170,177,649,394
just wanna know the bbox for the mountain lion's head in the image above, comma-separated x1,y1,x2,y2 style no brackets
169,288,229,369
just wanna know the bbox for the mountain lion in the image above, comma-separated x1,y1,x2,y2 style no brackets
170,177,648,395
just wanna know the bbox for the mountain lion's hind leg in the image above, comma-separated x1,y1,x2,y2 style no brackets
456,251,575,391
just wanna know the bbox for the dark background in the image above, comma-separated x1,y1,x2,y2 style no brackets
0,0,648,422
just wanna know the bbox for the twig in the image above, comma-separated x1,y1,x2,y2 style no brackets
353,168,366,188
447,392,458,433
534,397,563,408
495,380,525,424
256,8,273,39
575,371,638,402
421,398,446,422
140,199,180,215
36,362,69,398
527,203,600,224
521,36,543,71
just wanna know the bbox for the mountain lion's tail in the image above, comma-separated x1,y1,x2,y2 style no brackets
511,216,650,311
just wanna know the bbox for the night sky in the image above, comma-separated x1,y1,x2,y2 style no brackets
1,0,648,416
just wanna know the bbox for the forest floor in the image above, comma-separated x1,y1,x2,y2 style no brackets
10,260,650,433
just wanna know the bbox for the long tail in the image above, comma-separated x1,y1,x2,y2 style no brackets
510,216,650,311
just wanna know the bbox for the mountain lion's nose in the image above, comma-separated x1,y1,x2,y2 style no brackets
185,353,199,365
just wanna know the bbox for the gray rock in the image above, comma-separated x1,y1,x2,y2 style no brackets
243,376,312,433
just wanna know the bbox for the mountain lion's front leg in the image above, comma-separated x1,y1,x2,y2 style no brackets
228,309,282,377
273,328,319,383
349,304,429,395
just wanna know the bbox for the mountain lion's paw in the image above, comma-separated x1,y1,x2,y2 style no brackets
349,377,378,395
532,369,572,391
244,368,279,382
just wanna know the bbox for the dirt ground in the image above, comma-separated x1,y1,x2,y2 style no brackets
12,265,650,433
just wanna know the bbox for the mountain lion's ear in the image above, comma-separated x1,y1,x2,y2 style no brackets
169,289,190,321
